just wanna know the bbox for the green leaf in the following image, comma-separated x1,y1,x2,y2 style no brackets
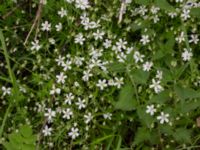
133,127,151,146
173,128,191,143
3,142,20,150
190,8,200,18
137,106,154,128
115,83,137,111
155,0,175,11
150,90,170,104
135,0,151,5
174,85,200,100
20,125,32,138
131,69,149,84
107,62,126,73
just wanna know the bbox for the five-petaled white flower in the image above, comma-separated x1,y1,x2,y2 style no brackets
157,112,169,124
96,79,107,90
56,72,67,84
182,49,193,61
68,127,79,139
62,108,73,119
42,125,52,136
41,21,51,31
44,108,56,122
149,79,164,93
146,104,157,116
140,35,150,45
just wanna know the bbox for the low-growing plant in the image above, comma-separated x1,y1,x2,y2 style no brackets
0,0,200,149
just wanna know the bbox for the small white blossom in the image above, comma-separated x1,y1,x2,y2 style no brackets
146,104,157,116
133,51,145,63
50,84,61,95
96,79,107,90
68,127,79,139
103,113,112,120
41,21,51,31
62,108,73,119
76,98,86,110
56,72,67,84
55,22,62,31
157,112,169,124
42,125,52,136
140,35,150,45
143,61,153,72
84,112,93,124
149,79,164,93
31,40,41,51
58,7,67,18
64,93,75,105
44,108,56,122
75,33,85,45
75,0,90,10
2,86,11,96
182,48,193,61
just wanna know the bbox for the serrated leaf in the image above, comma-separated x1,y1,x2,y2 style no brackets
173,128,191,143
174,85,200,100
155,0,175,11
131,69,149,84
115,84,137,111
133,127,151,146
107,62,126,73
20,125,32,138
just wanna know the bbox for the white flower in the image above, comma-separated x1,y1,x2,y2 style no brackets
50,84,61,95
42,125,52,136
49,38,55,45
103,39,112,49
55,55,65,66
41,21,51,31
76,98,86,110
82,70,93,81
62,108,73,119
103,113,112,120
116,39,127,50
64,93,75,105
58,7,67,18
140,35,150,45
68,127,79,139
157,112,169,124
96,79,107,90
181,9,190,21
146,104,157,116
143,61,153,72
75,0,90,10
74,56,84,66
62,60,72,71
56,72,67,84
93,30,105,40
133,51,145,63
44,108,56,122
176,32,185,43
114,77,124,89
31,39,41,51
84,112,93,124
156,70,163,80
2,86,11,96
75,33,85,45
182,49,193,61
189,34,199,44
55,22,62,31
149,79,164,93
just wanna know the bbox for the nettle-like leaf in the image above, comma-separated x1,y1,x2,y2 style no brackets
155,0,175,12
131,69,149,85
173,128,192,144
3,125,37,150
133,127,151,146
115,83,137,111
174,85,200,100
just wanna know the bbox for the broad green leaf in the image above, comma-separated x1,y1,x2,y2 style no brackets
3,142,19,150
8,133,23,145
107,62,126,73
137,106,154,128
173,128,191,143
190,8,200,18
135,0,151,5
155,0,175,11
174,85,200,100
133,127,151,146
20,125,32,138
131,69,149,84
115,83,137,111
150,90,170,104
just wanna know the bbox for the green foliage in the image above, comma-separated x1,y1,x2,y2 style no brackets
115,83,137,111
155,0,175,11
3,125,37,150
131,69,149,85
